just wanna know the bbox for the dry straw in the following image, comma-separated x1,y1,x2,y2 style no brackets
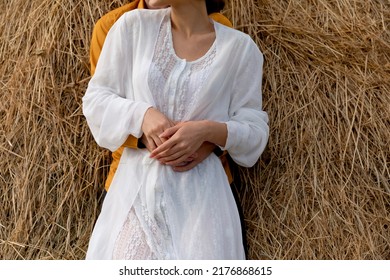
0,0,389,259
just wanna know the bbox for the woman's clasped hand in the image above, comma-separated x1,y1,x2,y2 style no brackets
140,107,176,151
141,107,218,169
151,121,209,165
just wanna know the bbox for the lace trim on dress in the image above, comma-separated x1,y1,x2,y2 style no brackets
112,207,157,260
148,13,216,121
135,187,173,259
112,190,173,260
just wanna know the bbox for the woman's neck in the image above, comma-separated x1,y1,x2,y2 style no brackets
170,2,213,37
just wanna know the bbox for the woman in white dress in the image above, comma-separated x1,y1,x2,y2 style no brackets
82,0,269,260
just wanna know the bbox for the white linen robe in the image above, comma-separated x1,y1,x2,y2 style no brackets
82,8,269,260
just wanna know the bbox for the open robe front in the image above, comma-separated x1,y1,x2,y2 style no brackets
82,8,269,260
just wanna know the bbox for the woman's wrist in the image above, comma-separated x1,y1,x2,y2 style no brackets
200,120,227,148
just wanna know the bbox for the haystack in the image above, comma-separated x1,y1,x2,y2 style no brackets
0,0,389,259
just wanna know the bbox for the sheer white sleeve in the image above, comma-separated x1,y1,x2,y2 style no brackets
82,13,151,152
223,37,269,167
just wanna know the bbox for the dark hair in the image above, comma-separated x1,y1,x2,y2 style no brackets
206,0,225,14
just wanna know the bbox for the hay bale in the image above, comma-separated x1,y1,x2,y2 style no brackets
0,0,389,259
229,0,390,259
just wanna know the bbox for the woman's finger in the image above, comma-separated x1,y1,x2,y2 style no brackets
172,160,198,172
146,138,157,151
159,125,180,139
155,143,183,160
151,135,163,147
150,137,176,157
165,153,192,166
157,148,187,163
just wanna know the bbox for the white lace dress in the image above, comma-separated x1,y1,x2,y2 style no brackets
83,8,269,260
